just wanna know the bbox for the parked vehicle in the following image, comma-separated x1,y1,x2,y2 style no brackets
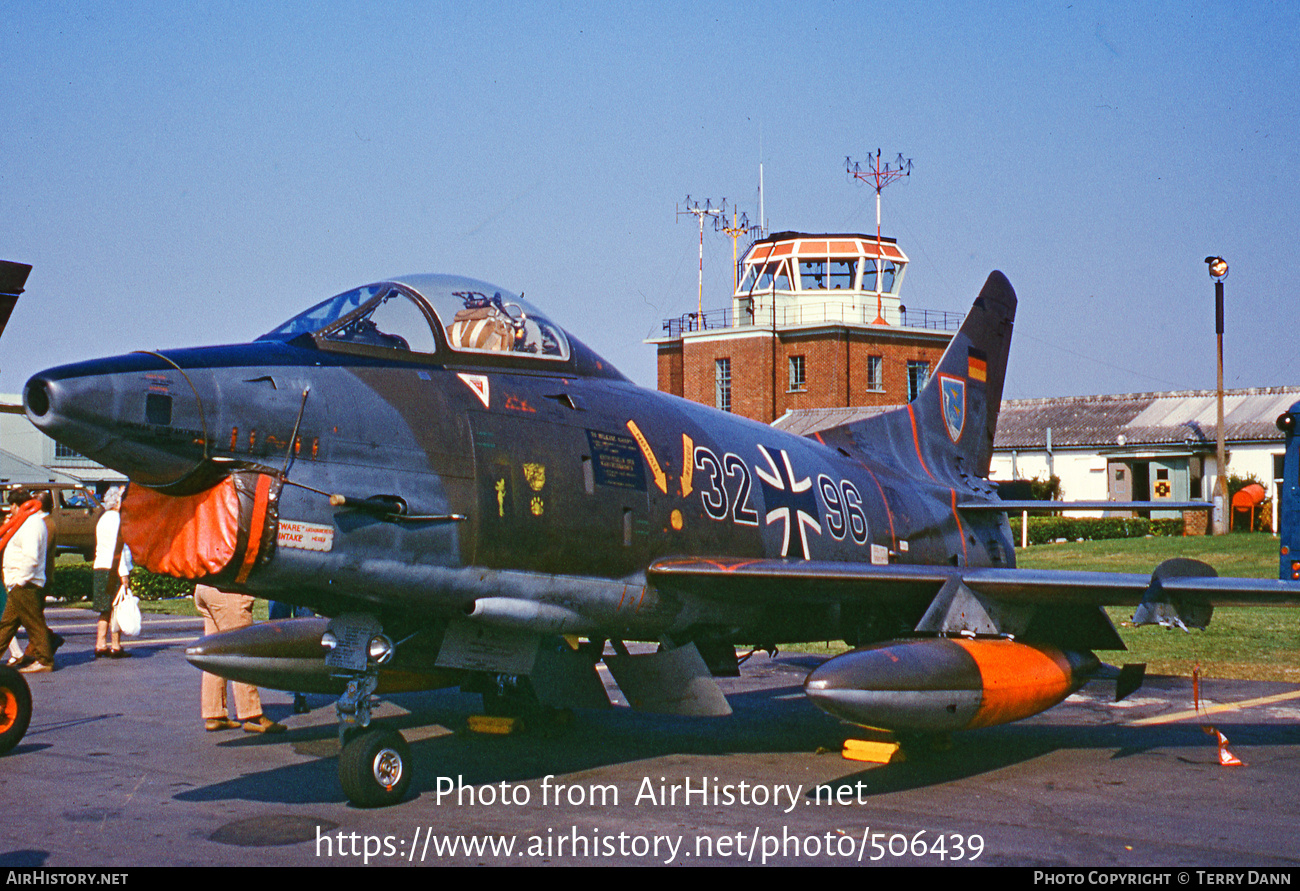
2,483,103,558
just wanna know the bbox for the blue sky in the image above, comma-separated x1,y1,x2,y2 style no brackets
4,1,1298,400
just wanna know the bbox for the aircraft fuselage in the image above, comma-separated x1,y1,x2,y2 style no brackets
27,337,1012,648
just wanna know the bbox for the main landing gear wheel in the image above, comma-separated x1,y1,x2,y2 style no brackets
0,666,32,755
339,727,411,808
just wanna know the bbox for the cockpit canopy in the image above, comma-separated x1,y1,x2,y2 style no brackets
259,274,571,362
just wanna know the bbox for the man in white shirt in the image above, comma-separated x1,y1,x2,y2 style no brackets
0,490,55,673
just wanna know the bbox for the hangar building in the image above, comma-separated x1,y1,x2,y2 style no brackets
772,388,1300,524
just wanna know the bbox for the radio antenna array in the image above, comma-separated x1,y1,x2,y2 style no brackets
677,196,727,318
720,209,759,292
846,149,913,244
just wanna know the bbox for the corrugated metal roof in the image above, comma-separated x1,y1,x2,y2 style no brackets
769,387,1300,449
991,387,1300,450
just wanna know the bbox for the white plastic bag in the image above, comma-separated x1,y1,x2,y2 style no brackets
111,585,142,637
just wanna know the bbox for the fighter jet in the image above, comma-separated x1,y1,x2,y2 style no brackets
19,270,1300,805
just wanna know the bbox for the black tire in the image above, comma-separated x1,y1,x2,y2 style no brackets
339,727,411,808
0,666,32,756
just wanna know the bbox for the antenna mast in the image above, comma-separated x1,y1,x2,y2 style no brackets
720,208,756,291
677,196,726,319
758,127,767,238
847,149,912,243
847,149,913,323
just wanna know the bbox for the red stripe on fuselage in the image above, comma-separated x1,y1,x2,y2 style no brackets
950,488,968,564
907,405,935,481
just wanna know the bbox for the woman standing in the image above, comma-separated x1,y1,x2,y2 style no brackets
92,487,132,658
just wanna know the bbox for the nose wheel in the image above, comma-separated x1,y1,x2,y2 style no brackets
325,613,417,807
339,727,412,807
0,666,33,755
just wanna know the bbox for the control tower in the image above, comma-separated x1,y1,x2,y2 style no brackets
648,231,958,423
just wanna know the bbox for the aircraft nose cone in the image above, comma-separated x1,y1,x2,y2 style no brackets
25,356,217,491
24,376,51,419
24,371,117,457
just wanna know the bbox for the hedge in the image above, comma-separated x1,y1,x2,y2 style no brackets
128,567,196,601
1008,516,1185,546
46,564,195,603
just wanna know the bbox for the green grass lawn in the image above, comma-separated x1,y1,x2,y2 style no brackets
1017,533,1300,682
1014,531,1282,578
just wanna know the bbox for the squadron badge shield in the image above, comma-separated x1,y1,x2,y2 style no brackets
940,374,966,443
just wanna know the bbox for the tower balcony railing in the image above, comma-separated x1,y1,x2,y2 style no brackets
661,300,961,338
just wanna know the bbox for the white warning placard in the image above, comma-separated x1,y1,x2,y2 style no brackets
277,518,335,552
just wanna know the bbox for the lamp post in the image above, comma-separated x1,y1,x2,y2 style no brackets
1206,256,1229,534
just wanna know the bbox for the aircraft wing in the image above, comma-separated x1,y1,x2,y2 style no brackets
959,566,1300,607
648,556,1300,647
0,261,31,342
649,556,1298,605
648,556,953,604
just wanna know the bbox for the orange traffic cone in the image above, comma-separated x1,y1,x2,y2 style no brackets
1193,663,1244,766
1210,728,1244,767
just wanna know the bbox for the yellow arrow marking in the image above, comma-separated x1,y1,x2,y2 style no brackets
681,433,694,498
1130,688,1300,726
626,419,668,494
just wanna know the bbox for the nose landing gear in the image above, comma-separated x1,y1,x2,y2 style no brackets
326,613,412,808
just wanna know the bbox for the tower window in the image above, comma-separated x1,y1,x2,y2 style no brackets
907,360,930,402
798,260,827,291
865,355,883,391
715,358,731,412
829,259,856,290
788,355,806,392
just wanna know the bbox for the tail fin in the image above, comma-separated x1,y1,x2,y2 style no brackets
822,271,1016,485
909,271,1017,480
1278,402,1300,580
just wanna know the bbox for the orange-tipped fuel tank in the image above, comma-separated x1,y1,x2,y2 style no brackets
804,637,1099,733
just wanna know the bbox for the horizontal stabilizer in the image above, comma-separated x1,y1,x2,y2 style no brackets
1132,558,1214,630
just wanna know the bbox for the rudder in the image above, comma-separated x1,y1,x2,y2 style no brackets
910,270,1017,480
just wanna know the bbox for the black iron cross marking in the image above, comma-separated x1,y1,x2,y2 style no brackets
754,445,822,559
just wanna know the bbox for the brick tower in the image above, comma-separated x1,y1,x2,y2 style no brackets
648,231,957,423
